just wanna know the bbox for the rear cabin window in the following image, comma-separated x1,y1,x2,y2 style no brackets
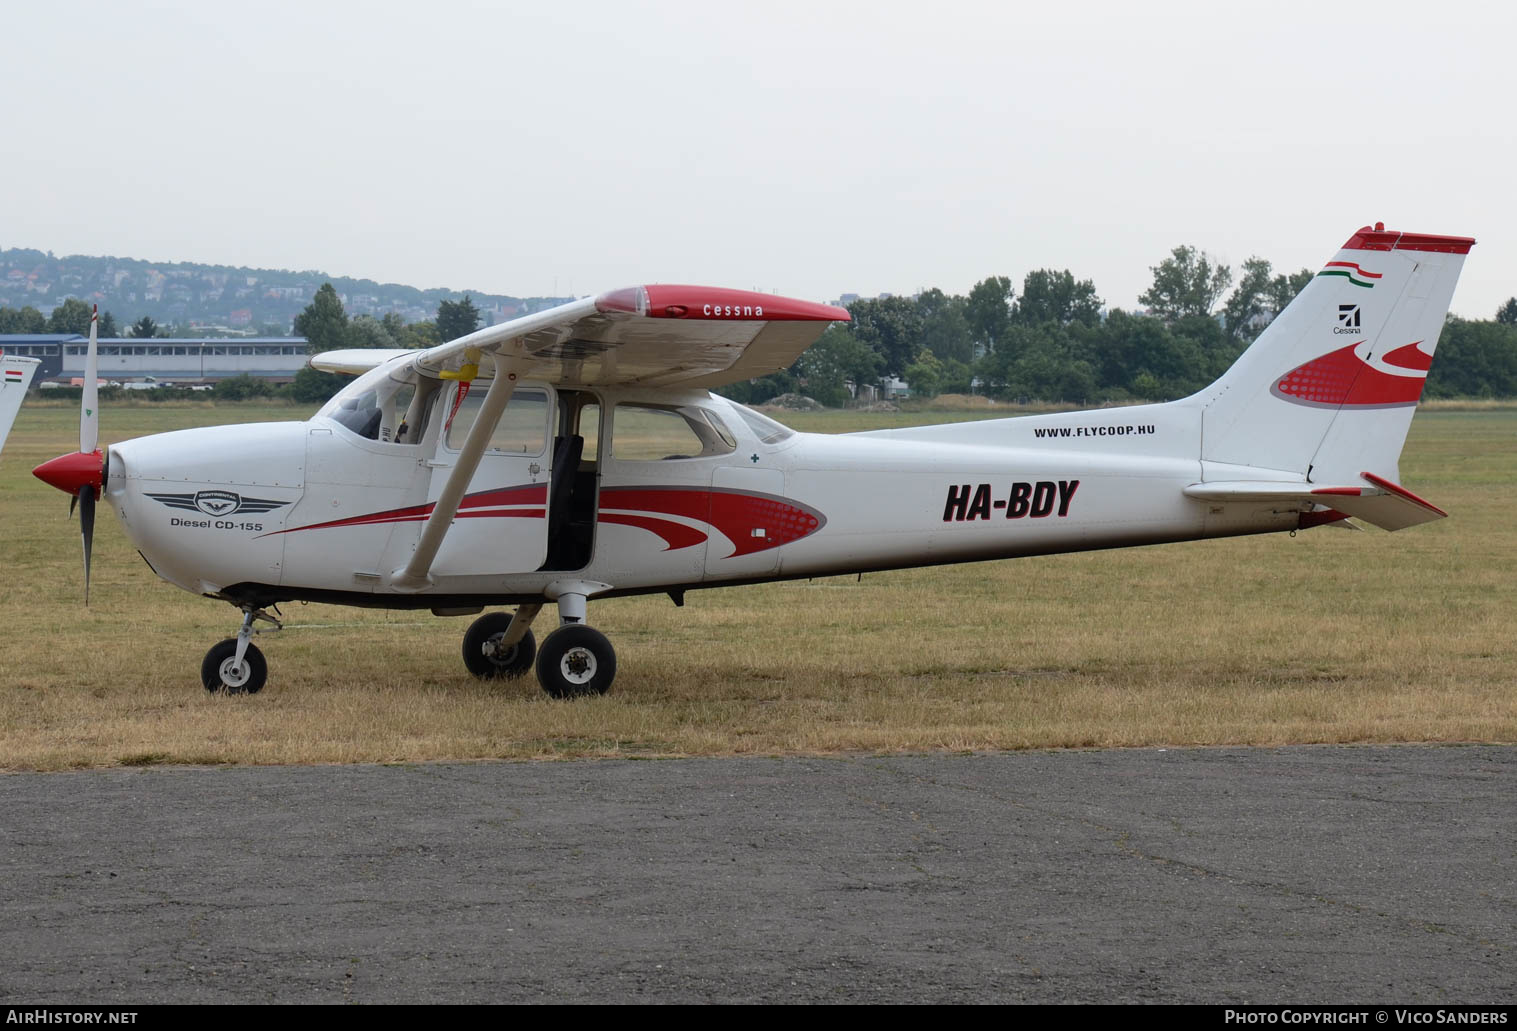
445,383,550,455
611,403,737,461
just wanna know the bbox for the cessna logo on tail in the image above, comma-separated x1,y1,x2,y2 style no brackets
1335,304,1363,334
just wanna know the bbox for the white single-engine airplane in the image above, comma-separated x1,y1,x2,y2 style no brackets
1,352,40,457
33,224,1471,697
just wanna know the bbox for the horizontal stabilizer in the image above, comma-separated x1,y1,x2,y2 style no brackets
1184,471,1446,531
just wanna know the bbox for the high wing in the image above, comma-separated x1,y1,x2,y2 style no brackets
310,286,849,385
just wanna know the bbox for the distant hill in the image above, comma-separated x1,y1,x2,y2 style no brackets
0,248,572,335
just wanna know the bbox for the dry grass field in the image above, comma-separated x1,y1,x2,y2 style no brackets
1,398,1513,770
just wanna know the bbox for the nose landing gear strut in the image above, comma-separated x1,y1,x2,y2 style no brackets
202,606,282,694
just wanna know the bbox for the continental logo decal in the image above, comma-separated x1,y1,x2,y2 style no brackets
146,490,292,517
943,480,1079,522
1316,261,1382,288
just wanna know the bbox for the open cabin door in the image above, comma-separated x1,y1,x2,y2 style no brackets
425,380,555,577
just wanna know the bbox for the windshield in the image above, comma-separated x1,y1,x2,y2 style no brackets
318,360,419,442
727,401,795,444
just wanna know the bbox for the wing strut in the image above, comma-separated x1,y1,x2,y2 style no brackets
390,358,524,591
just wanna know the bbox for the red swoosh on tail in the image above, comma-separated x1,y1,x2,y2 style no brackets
1272,343,1428,408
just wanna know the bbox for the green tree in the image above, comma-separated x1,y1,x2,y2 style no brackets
794,325,881,406
130,315,160,339
436,296,480,342
98,311,119,337
212,373,273,400
1425,318,1517,398
0,306,46,333
1015,269,1102,326
938,356,973,394
346,314,398,350
46,298,94,335
903,349,944,398
1140,246,1233,320
290,365,344,403
294,283,349,354
965,276,1013,353
914,289,974,364
1221,257,1274,342
847,296,923,377
1266,268,1313,315
1496,298,1517,325
384,313,439,349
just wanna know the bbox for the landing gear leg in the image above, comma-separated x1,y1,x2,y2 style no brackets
202,606,281,695
535,589,616,698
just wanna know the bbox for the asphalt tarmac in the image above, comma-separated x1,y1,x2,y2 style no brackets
1,746,1512,1004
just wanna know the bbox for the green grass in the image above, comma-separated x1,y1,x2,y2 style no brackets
1,397,1514,770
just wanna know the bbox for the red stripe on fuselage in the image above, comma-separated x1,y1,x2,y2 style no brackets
263,484,547,536
599,487,824,557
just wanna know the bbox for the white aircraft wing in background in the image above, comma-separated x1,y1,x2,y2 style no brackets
0,354,40,459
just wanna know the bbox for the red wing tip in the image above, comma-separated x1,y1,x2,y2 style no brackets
1360,471,1448,516
1341,227,1476,255
596,285,849,322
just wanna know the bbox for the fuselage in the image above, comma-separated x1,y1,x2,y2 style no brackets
102,375,1296,611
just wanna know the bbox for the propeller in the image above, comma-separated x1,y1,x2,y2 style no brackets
33,304,105,603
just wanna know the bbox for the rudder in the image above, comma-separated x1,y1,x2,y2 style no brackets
1196,224,1472,485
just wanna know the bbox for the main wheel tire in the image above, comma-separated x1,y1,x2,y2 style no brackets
462,612,537,679
535,625,616,699
201,639,267,695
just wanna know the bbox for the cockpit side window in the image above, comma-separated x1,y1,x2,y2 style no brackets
444,383,550,455
611,403,737,461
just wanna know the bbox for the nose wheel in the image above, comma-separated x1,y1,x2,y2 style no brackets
202,605,280,694
201,639,267,694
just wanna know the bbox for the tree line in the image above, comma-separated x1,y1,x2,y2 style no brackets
722,248,1517,405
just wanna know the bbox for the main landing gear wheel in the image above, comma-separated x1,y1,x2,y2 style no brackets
201,639,267,695
536,625,616,699
462,612,537,680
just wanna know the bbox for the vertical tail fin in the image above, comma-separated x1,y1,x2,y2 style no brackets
1197,225,1472,484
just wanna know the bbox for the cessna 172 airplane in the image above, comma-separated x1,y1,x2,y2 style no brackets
0,353,40,458
33,224,1471,698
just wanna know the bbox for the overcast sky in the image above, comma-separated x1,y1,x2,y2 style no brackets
3,0,1513,317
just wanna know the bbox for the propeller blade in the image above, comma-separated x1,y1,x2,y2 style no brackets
69,493,77,519
79,483,95,606
80,305,99,454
